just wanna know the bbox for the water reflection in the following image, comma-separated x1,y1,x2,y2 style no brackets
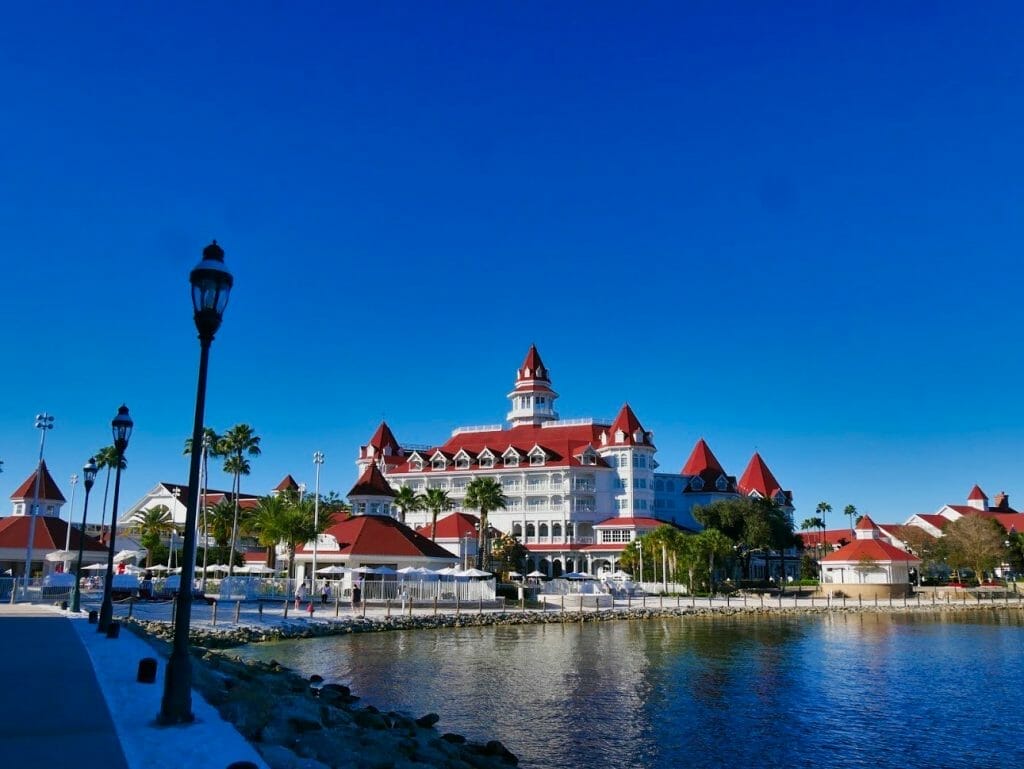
236,612,1024,769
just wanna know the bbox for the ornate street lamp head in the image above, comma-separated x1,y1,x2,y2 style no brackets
190,240,233,339
111,405,133,452
83,457,99,490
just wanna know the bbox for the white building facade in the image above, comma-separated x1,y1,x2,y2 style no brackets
356,346,794,576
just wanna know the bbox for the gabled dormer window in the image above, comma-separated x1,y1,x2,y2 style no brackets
600,431,608,446
615,430,625,443
690,476,705,491
432,458,446,471
528,446,546,466
479,455,493,469
633,429,644,443
503,451,520,467
715,475,728,492
454,450,472,470
408,453,424,472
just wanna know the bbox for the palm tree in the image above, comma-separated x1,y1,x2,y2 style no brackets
252,494,336,580
95,445,127,535
801,516,826,579
815,501,832,555
393,485,424,525
463,478,507,571
422,488,452,541
696,528,733,593
844,504,857,534
204,499,235,565
131,505,176,567
218,424,261,577
184,427,222,589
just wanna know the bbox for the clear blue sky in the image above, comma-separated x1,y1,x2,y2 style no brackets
2,3,1022,528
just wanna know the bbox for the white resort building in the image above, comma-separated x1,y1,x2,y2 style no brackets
353,346,794,577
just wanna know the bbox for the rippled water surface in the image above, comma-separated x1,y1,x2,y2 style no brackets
234,612,1024,768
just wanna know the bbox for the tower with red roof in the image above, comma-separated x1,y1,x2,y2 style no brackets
737,452,793,510
347,462,397,518
9,460,66,517
506,345,559,426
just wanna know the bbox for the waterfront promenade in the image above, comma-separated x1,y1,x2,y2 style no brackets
0,604,267,769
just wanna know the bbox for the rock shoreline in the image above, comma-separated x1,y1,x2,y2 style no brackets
124,602,1023,768
125,621,519,769
133,600,1024,649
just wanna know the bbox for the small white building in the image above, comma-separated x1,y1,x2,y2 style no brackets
820,515,919,599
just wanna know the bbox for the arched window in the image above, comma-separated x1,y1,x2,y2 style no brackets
539,523,549,537
513,523,523,538
526,523,536,538
552,522,562,539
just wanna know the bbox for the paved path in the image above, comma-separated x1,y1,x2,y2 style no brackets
0,605,128,769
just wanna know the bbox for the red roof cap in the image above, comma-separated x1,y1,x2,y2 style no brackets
821,537,919,563
415,512,480,540
682,438,724,475
10,460,66,503
299,514,455,559
516,345,550,383
856,514,877,531
967,484,987,501
347,463,396,498
608,404,650,446
368,421,402,455
738,452,784,499
274,474,300,492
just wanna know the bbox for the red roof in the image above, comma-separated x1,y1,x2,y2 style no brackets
274,475,299,492
515,344,551,387
368,421,402,455
796,529,855,548
0,516,105,552
298,515,455,559
243,550,268,563
347,463,396,498
391,422,612,473
914,513,952,530
967,484,988,501
681,439,724,475
593,516,676,529
415,512,479,541
737,452,791,504
856,514,877,531
972,512,1024,534
607,404,651,446
821,537,919,563
10,461,66,503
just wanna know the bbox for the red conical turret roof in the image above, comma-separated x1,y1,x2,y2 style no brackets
608,404,651,446
855,514,877,531
967,484,988,501
347,462,396,499
682,439,724,475
368,421,401,455
10,460,66,503
738,452,789,503
274,474,300,492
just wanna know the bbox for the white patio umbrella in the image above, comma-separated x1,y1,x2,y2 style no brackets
316,565,349,575
247,564,276,574
508,571,523,579
434,566,460,576
148,564,169,572
526,570,547,578
459,568,492,578
45,550,75,562
113,549,145,564
396,566,420,574
350,566,380,574
84,563,108,571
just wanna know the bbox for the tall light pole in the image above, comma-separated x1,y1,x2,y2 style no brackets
63,473,79,573
160,240,233,725
23,413,54,594
97,405,134,633
312,451,324,588
71,458,99,613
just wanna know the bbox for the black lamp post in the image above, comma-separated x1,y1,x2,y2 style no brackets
97,405,133,632
160,240,232,725
70,457,99,613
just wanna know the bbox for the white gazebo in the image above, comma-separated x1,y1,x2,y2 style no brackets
820,515,919,599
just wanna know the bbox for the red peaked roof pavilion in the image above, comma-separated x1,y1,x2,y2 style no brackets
298,515,455,559
10,461,66,503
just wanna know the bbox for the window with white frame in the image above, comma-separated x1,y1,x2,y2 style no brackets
529,451,545,466
432,458,446,471
410,459,423,471
716,475,728,491
480,455,493,468
690,476,704,491
602,528,631,543
455,457,470,469
617,498,629,510
504,454,519,467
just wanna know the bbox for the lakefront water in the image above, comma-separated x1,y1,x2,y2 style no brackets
235,611,1024,769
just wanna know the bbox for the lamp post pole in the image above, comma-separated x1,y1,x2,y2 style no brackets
160,241,233,725
63,473,79,572
97,405,134,633
71,458,99,613
312,452,324,590
23,413,54,595
200,433,212,593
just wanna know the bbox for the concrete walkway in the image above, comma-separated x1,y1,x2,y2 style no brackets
0,605,128,769
0,604,267,769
